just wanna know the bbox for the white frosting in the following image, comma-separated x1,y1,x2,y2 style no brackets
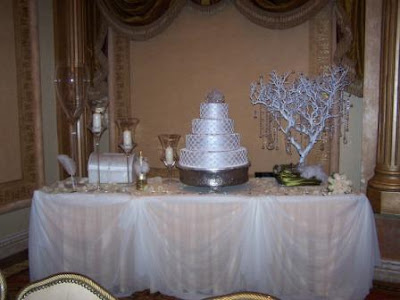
179,148,248,170
186,133,240,151
192,119,234,134
179,102,248,170
200,103,228,119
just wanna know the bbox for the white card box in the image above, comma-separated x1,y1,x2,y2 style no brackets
88,152,136,183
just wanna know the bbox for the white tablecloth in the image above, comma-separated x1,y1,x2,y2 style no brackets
29,180,380,300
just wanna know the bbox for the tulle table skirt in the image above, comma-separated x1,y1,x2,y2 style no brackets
29,181,380,300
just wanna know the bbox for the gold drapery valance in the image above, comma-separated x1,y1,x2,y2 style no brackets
250,0,310,12
96,0,187,40
96,0,331,40
235,0,330,29
97,0,180,26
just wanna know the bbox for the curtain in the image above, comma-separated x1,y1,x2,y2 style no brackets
96,0,331,39
96,0,187,40
96,0,178,26
234,0,330,29
250,0,312,12
335,0,365,96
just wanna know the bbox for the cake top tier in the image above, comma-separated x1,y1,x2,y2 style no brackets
206,89,225,103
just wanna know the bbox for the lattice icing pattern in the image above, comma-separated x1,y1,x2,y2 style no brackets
186,133,240,151
180,148,248,170
179,100,249,171
192,119,234,134
200,103,228,119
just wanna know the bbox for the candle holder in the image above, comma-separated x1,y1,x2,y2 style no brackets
116,117,140,184
134,151,149,191
88,113,108,191
158,134,181,183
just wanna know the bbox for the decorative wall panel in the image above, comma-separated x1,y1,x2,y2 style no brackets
0,0,43,212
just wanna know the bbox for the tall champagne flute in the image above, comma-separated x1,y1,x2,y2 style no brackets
54,64,90,170
116,117,140,184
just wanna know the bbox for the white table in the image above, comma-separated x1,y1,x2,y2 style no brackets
29,179,380,300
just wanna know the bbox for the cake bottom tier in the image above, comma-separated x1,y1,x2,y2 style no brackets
178,164,249,187
179,147,248,170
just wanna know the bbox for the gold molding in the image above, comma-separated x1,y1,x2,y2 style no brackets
0,0,44,211
108,28,132,152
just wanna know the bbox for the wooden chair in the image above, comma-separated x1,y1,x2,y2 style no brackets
16,272,117,300
204,291,280,300
0,270,6,300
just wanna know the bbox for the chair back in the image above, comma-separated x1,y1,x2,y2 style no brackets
0,270,6,300
205,291,280,300
16,273,117,300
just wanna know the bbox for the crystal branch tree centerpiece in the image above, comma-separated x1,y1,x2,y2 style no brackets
250,66,350,166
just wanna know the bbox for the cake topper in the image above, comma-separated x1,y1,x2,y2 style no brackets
206,89,225,103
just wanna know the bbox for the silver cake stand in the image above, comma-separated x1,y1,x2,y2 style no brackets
177,164,250,188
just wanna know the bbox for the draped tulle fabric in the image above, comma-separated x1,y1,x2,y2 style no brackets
29,189,380,300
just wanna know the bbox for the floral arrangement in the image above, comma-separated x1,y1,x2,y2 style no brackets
327,173,352,194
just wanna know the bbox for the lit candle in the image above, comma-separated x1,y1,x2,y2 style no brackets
165,146,174,165
123,130,132,148
92,113,101,133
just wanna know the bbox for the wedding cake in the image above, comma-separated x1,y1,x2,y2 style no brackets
178,90,249,187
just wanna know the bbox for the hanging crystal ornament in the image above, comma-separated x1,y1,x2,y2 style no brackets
253,105,258,119
266,111,276,150
343,92,351,144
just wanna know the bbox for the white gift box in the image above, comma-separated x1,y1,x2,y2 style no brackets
88,152,136,184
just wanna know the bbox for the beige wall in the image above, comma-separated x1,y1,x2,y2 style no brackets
339,94,363,191
129,3,310,173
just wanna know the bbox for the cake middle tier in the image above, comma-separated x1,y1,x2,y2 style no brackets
186,133,240,151
192,119,234,134
179,147,248,170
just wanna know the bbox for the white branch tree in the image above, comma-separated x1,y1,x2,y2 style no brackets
250,66,350,165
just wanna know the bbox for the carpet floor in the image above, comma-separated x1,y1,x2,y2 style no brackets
2,255,400,299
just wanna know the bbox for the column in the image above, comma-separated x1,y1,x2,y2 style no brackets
367,0,400,214
53,0,92,177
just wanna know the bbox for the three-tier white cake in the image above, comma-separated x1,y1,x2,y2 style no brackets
178,90,249,187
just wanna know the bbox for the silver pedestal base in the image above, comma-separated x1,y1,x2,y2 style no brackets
177,164,249,188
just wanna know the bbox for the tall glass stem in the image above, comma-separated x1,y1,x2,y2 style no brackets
126,154,130,184
95,135,101,191
167,165,172,183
